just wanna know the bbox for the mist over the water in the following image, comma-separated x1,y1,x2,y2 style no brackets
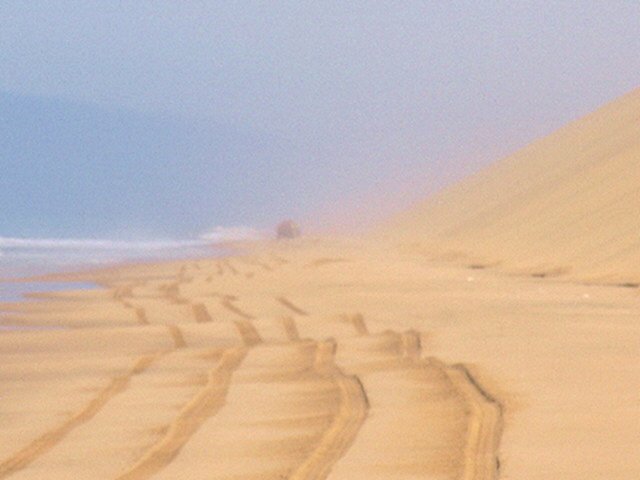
1,2,639,238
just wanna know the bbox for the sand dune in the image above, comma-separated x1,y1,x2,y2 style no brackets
386,87,640,285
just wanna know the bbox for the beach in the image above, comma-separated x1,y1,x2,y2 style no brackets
2,89,640,479
3,3,640,478
1,237,638,479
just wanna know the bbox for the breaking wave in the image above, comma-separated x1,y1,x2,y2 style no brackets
0,226,267,277
0,237,208,250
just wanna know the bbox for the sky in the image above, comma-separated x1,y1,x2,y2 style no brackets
1,1,640,239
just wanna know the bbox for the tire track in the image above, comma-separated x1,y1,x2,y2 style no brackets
220,297,254,320
221,259,238,275
113,285,134,300
271,254,289,264
191,303,212,323
289,340,369,480
434,360,504,480
238,257,274,272
281,316,300,342
115,348,246,480
404,329,503,479
0,353,162,479
134,307,149,325
167,325,187,349
233,319,262,346
163,283,188,305
307,258,350,268
346,313,368,336
215,261,224,275
276,296,309,316
112,284,147,326
400,330,421,361
331,314,502,479
177,265,187,282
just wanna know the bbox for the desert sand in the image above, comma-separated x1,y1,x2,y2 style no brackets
1,89,639,479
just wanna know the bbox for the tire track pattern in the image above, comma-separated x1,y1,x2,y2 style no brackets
115,348,246,480
0,354,162,479
289,340,369,480
4,261,503,480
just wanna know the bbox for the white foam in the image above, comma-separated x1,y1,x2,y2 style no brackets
0,236,208,250
199,226,268,242
0,226,265,276
0,226,265,251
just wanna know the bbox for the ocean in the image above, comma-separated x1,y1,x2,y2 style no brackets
0,227,265,303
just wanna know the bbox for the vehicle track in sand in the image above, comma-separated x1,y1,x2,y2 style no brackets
326,316,502,479
122,265,502,479
4,259,503,479
439,362,504,480
288,340,369,480
0,354,162,479
115,348,246,480
220,296,255,320
277,296,309,316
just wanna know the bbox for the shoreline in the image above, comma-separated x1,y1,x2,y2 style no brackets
1,237,638,478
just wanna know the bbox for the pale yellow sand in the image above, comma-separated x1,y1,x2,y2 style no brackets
387,87,640,285
1,240,638,479
2,90,640,479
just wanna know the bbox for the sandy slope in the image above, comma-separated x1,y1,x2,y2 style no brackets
1,239,638,479
386,87,640,285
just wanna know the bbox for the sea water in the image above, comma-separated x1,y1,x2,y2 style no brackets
0,280,99,330
0,246,219,330
0,227,268,304
0,280,99,302
0,232,259,329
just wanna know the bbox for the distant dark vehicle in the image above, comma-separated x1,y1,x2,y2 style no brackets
276,220,301,239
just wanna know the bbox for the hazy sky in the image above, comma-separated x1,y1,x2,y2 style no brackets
1,1,639,238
